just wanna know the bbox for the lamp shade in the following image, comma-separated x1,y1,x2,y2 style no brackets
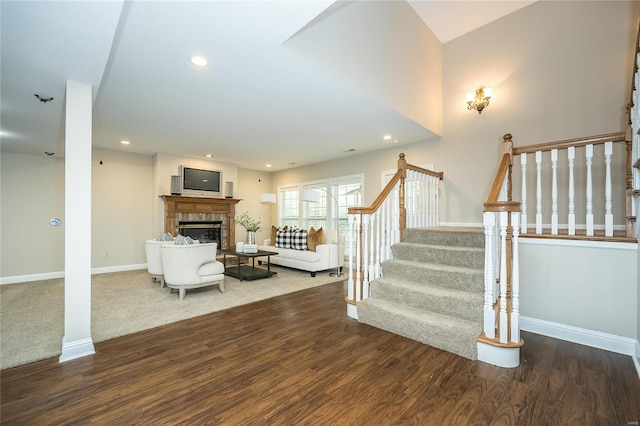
302,189,320,203
260,193,276,204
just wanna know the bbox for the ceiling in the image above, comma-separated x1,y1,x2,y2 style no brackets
1,1,535,172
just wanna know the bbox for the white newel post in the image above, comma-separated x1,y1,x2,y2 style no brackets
347,214,356,316
483,212,496,339
499,211,508,343
362,214,370,299
60,80,95,363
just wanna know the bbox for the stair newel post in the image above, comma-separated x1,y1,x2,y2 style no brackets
510,211,521,344
483,211,496,339
398,153,407,241
499,211,509,344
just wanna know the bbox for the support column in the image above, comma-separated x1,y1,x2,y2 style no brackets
59,80,95,363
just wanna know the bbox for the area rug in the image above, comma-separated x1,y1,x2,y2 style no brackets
0,266,343,370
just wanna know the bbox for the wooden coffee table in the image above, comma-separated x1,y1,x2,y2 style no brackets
220,249,278,281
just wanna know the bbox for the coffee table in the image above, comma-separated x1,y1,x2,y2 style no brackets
220,249,278,281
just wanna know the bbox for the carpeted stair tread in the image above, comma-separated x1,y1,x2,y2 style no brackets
371,277,483,323
402,227,484,248
392,242,484,269
381,258,484,293
358,298,481,360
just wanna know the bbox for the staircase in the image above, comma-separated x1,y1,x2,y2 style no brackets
357,227,485,360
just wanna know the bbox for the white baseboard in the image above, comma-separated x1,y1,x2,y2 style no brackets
520,316,637,357
0,263,147,285
59,337,95,363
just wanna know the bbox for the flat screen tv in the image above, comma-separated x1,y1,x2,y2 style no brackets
179,166,222,197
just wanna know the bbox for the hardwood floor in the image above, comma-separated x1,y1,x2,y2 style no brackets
1,281,639,425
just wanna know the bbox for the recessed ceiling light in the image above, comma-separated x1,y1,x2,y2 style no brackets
393,139,398,144
206,154,213,158
190,56,208,67
383,135,392,140
266,164,272,168
120,140,130,145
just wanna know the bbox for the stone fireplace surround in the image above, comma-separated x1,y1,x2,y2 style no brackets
161,195,241,250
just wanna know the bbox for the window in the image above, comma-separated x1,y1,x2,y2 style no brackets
278,174,363,258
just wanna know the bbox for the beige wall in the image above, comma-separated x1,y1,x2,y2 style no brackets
271,1,638,227
1,152,65,277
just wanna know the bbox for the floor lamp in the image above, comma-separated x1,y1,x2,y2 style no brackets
302,188,344,277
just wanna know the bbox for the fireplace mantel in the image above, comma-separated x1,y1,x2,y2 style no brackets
161,195,241,249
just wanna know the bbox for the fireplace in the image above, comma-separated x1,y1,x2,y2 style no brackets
161,195,241,250
178,221,222,248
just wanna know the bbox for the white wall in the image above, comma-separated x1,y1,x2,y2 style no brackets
519,240,637,339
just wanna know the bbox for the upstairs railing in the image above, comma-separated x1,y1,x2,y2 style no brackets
480,130,635,350
345,153,443,319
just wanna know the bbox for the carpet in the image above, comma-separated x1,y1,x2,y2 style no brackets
0,266,343,370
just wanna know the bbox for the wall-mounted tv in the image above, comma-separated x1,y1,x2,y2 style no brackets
179,166,222,197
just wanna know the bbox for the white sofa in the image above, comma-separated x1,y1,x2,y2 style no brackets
258,230,345,277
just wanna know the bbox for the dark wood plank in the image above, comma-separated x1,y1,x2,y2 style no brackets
1,281,639,425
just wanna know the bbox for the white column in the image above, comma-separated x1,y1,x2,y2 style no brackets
568,147,576,235
535,151,542,234
551,149,558,234
604,141,613,237
60,81,95,363
586,144,594,236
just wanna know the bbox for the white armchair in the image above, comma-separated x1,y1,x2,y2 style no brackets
144,239,174,287
160,243,225,300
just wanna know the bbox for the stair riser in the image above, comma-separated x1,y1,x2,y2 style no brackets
358,300,481,360
392,243,484,269
402,228,484,248
382,260,484,293
371,281,483,323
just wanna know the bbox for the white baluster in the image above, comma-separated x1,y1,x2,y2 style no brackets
347,214,355,302
375,209,381,279
483,211,496,339
362,214,370,298
604,141,613,237
536,151,542,234
568,147,576,235
499,211,508,344
586,144,594,236
433,176,439,227
510,211,520,344
355,214,361,302
551,149,558,235
381,197,389,264
369,213,376,280
520,154,527,233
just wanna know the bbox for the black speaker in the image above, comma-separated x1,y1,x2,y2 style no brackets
171,175,182,195
225,181,233,198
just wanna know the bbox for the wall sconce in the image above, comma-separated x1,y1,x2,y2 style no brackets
466,86,492,114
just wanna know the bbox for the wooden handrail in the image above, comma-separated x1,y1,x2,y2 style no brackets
348,171,401,215
485,153,511,205
407,164,444,180
512,132,626,155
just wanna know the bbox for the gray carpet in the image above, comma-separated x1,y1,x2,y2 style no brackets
1,266,343,370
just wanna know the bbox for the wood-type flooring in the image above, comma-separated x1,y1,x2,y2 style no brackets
1,281,639,425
